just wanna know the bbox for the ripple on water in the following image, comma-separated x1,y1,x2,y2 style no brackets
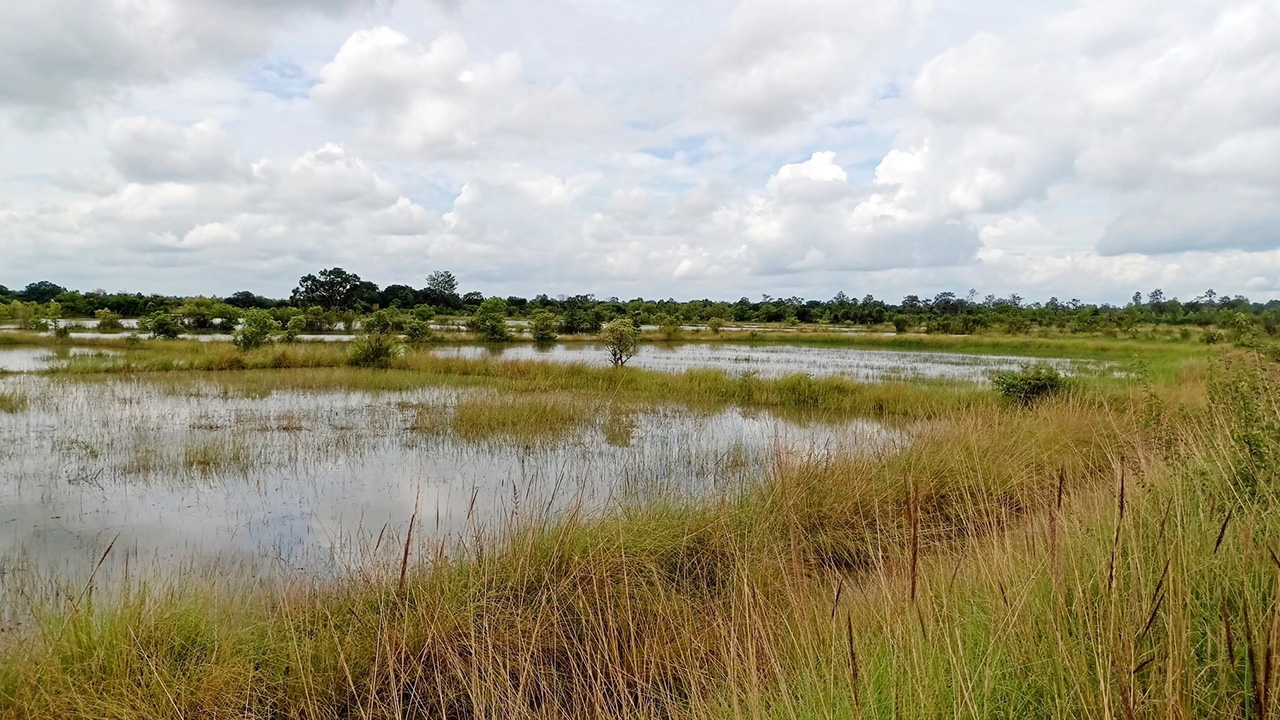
430,342,1109,381
0,374,898,601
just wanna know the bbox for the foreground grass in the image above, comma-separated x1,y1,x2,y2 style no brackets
0,341,1265,718
0,389,1133,718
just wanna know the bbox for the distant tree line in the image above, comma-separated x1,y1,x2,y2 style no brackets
3,271,1279,337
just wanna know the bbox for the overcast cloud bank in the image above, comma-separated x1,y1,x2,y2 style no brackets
1,0,1277,302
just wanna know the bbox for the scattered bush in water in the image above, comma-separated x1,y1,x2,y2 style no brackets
282,315,306,342
52,322,71,340
362,309,404,335
139,311,183,339
601,317,639,367
233,310,280,351
707,317,725,334
470,297,511,342
990,363,1069,405
348,332,401,368
94,308,124,332
529,309,558,342
403,319,433,343
558,307,602,334
892,314,911,333
655,313,682,341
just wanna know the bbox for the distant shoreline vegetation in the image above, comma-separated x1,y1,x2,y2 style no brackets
0,270,1274,339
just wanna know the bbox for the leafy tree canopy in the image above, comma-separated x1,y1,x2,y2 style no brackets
291,268,377,311
19,281,67,304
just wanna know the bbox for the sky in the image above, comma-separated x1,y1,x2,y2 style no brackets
1,0,1277,304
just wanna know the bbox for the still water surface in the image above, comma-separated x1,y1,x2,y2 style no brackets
0,374,894,599
431,342,1101,381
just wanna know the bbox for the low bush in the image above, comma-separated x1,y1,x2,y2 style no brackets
403,319,432,343
94,308,124,332
282,315,306,342
348,332,401,368
139,311,183,339
470,297,511,342
990,363,1069,405
529,309,558,342
232,310,280,351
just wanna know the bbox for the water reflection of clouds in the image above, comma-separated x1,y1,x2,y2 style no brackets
0,376,894,601
432,342,1107,381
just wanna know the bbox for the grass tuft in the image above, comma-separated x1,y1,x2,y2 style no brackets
0,391,26,414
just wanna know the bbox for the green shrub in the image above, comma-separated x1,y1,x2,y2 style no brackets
529,310,558,342
471,297,511,342
233,310,280,351
348,332,401,368
990,363,1069,405
892,314,911,333
600,318,639,367
707,317,725,334
139,311,183,339
94,308,124,332
362,309,406,335
1003,315,1032,334
655,313,682,341
282,315,306,342
404,319,433,343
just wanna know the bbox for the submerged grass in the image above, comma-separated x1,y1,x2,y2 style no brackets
0,337,1263,718
48,342,997,428
410,393,594,445
0,391,26,414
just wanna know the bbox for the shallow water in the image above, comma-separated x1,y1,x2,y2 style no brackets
0,375,893,601
432,342,1103,381
0,347,120,372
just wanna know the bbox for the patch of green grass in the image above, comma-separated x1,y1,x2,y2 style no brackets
0,391,26,414
414,393,594,445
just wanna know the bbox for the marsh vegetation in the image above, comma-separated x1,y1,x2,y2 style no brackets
0,315,1272,719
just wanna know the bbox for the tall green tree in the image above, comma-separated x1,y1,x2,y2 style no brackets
291,268,376,311
18,281,66,304
422,270,461,309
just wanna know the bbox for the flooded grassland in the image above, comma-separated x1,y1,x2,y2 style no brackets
0,357,906,616
1,335,1217,720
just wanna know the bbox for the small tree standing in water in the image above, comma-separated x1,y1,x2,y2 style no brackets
233,310,280,351
601,318,638,367
529,309,558,342
140,311,183,339
471,297,511,342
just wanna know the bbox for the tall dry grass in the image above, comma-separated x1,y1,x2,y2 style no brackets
0,379,1149,718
